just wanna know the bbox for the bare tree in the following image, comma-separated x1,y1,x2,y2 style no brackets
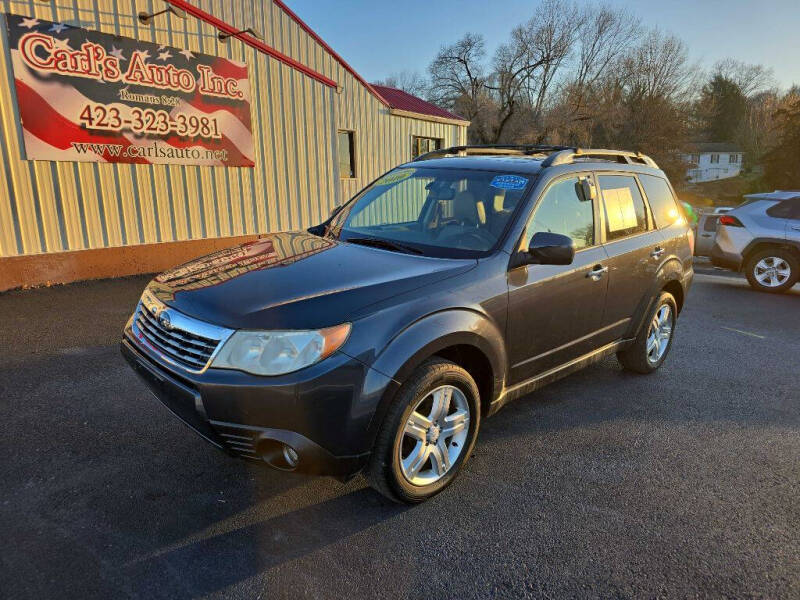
372,70,429,98
488,0,578,142
712,58,774,97
621,29,699,101
427,33,489,116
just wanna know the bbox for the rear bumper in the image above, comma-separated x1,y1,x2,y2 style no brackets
121,336,389,478
710,244,742,271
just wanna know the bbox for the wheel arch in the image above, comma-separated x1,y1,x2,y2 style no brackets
741,238,800,270
364,309,506,447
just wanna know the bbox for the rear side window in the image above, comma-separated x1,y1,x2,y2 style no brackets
597,175,648,241
639,174,682,229
766,199,800,220
703,215,720,232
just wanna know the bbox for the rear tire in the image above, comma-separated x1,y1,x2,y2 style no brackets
617,291,677,374
367,358,480,504
744,248,798,293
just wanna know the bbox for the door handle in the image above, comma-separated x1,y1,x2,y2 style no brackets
650,246,665,258
586,265,608,280
792,225,800,231
701,233,712,238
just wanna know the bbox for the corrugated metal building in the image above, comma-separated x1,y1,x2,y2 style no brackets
0,0,468,291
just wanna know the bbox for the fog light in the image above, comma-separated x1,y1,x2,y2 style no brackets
282,444,299,468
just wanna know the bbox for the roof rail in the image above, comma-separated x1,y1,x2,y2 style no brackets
412,144,571,162
541,148,659,168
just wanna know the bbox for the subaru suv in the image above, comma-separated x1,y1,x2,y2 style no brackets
711,190,800,293
121,145,694,503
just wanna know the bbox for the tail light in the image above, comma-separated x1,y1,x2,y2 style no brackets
687,227,695,254
718,215,743,227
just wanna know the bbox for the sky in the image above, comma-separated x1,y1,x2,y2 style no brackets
288,0,800,90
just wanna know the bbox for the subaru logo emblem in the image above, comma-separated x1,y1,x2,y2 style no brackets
159,311,172,330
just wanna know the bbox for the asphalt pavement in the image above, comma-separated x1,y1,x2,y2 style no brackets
0,269,798,599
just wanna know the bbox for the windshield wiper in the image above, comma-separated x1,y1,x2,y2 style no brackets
344,236,424,255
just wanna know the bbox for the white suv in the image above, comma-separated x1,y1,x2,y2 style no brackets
712,191,800,293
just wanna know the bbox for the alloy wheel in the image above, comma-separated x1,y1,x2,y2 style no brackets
398,385,470,486
646,304,673,365
754,256,791,288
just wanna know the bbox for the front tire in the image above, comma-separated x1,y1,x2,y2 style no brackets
617,291,677,374
744,249,798,293
367,358,480,504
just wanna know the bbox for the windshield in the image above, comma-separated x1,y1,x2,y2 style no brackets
323,167,533,258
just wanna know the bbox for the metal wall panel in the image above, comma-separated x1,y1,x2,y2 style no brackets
0,0,467,260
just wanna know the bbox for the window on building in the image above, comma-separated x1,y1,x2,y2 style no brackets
639,174,682,229
411,136,442,159
710,154,720,163
337,130,356,178
689,154,700,164
597,175,649,241
729,153,740,164
524,176,594,251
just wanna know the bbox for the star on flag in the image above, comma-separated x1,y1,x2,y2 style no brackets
19,17,40,29
136,49,151,61
53,37,72,51
49,23,69,34
109,46,126,60
178,48,195,61
157,50,173,61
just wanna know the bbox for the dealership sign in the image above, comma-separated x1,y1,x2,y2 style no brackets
4,13,254,166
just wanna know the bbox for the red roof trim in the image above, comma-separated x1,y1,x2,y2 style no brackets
271,0,390,107
166,0,337,88
372,85,467,122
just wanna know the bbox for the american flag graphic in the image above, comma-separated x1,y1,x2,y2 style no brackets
5,13,254,167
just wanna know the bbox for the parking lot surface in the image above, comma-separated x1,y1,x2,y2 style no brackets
1,270,798,599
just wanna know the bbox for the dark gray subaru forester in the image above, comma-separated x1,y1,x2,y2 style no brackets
121,145,694,503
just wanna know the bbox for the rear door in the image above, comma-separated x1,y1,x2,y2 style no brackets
595,173,664,343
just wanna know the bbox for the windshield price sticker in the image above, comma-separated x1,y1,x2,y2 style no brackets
375,168,415,186
490,175,528,190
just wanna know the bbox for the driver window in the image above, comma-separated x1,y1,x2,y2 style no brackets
522,177,595,251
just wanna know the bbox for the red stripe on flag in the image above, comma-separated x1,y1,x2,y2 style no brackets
15,79,148,163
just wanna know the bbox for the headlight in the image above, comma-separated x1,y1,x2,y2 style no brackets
210,323,351,376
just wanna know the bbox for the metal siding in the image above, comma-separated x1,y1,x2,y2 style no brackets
0,0,467,260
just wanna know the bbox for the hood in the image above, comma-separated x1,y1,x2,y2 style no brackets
147,231,475,330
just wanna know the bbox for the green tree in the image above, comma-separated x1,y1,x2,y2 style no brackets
695,75,747,142
763,96,800,189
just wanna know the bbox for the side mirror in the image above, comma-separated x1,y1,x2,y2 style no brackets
527,232,575,265
580,177,596,202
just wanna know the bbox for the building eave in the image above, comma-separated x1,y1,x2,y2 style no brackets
389,108,470,127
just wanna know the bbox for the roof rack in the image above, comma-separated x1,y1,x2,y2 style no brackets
541,148,659,168
412,144,571,162
412,144,659,169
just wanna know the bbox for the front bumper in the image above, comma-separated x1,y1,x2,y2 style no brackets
710,244,742,271
121,334,395,478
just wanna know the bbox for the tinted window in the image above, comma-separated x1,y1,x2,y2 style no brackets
597,175,648,241
703,215,720,232
766,199,800,220
639,174,682,229
524,177,594,250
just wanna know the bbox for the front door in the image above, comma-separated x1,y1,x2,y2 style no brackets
506,174,609,384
